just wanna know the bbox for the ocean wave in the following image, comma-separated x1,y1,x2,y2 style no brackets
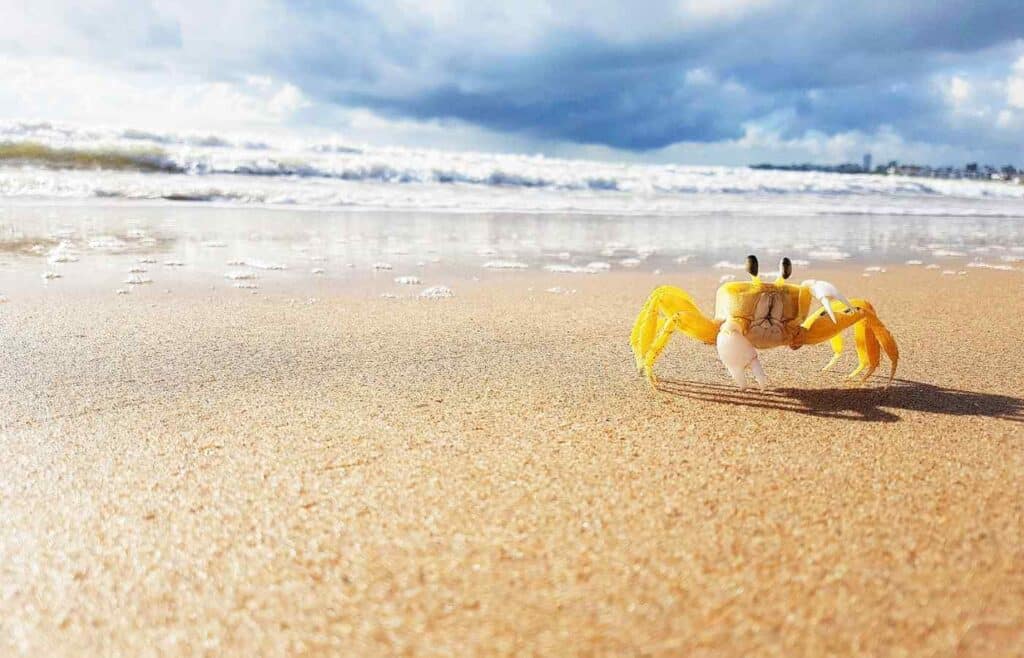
0,141,183,173
3,120,1024,214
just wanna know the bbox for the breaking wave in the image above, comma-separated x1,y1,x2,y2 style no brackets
2,120,1024,215
0,142,182,173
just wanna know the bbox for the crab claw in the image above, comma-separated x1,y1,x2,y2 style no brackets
802,279,852,323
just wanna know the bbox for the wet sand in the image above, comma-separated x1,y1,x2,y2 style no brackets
1,266,1023,656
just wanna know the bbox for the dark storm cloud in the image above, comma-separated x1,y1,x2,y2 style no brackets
5,0,1024,154
241,0,1024,150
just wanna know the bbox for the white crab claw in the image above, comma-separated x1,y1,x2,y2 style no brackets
717,325,768,389
802,279,852,323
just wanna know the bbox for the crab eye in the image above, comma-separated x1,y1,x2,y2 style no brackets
746,254,759,276
781,257,792,280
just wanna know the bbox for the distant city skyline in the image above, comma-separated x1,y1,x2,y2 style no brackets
2,1,1024,166
752,154,1024,184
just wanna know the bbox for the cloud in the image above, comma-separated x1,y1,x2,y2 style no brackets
1,1,1024,163
0,55,313,133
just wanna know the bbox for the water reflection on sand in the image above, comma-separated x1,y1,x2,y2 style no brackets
0,201,1022,298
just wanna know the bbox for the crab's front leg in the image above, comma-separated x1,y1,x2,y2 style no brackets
716,321,768,390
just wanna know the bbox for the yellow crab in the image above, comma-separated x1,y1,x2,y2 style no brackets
630,255,898,389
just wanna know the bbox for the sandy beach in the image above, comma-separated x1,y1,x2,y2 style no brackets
2,263,1022,656
5,1,1024,652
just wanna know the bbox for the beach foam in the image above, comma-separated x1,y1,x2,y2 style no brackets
5,120,1024,217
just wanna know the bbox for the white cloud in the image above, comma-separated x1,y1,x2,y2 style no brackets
684,68,716,86
676,0,776,22
946,76,972,106
1007,57,1024,108
0,56,311,133
1,0,1024,165
268,84,311,116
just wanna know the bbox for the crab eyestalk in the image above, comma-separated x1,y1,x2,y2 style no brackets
746,254,759,280
778,257,792,281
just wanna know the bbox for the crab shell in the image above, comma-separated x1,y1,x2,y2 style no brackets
714,279,809,349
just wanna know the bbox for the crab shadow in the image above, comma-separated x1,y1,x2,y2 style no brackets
654,377,1024,423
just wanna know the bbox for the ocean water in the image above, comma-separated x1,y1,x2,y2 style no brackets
4,120,1024,218
0,121,1022,298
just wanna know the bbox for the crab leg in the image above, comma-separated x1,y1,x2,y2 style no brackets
640,309,712,382
629,285,720,383
822,334,844,371
800,298,898,383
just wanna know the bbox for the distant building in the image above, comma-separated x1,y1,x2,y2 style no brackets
749,158,1023,185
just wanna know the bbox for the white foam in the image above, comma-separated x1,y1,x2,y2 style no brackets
966,261,1015,271
482,260,529,269
372,262,393,270
719,274,736,282
311,268,326,275
163,260,185,267
41,271,61,279
419,285,454,299
128,267,147,273
619,258,642,268
115,288,129,295
124,274,152,285
905,259,923,265
545,286,576,294
544,264,601,274
807,249,851,261
394,275,422,285
47,242,79,263
225,271,256,280
246,259,288,270
932,249,966,257
202,241,228,248
88,236,127,251
233,282,258,289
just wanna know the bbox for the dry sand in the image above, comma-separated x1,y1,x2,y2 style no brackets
1,267,1022,656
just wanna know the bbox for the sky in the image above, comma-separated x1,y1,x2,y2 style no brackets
1,0,1023,166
